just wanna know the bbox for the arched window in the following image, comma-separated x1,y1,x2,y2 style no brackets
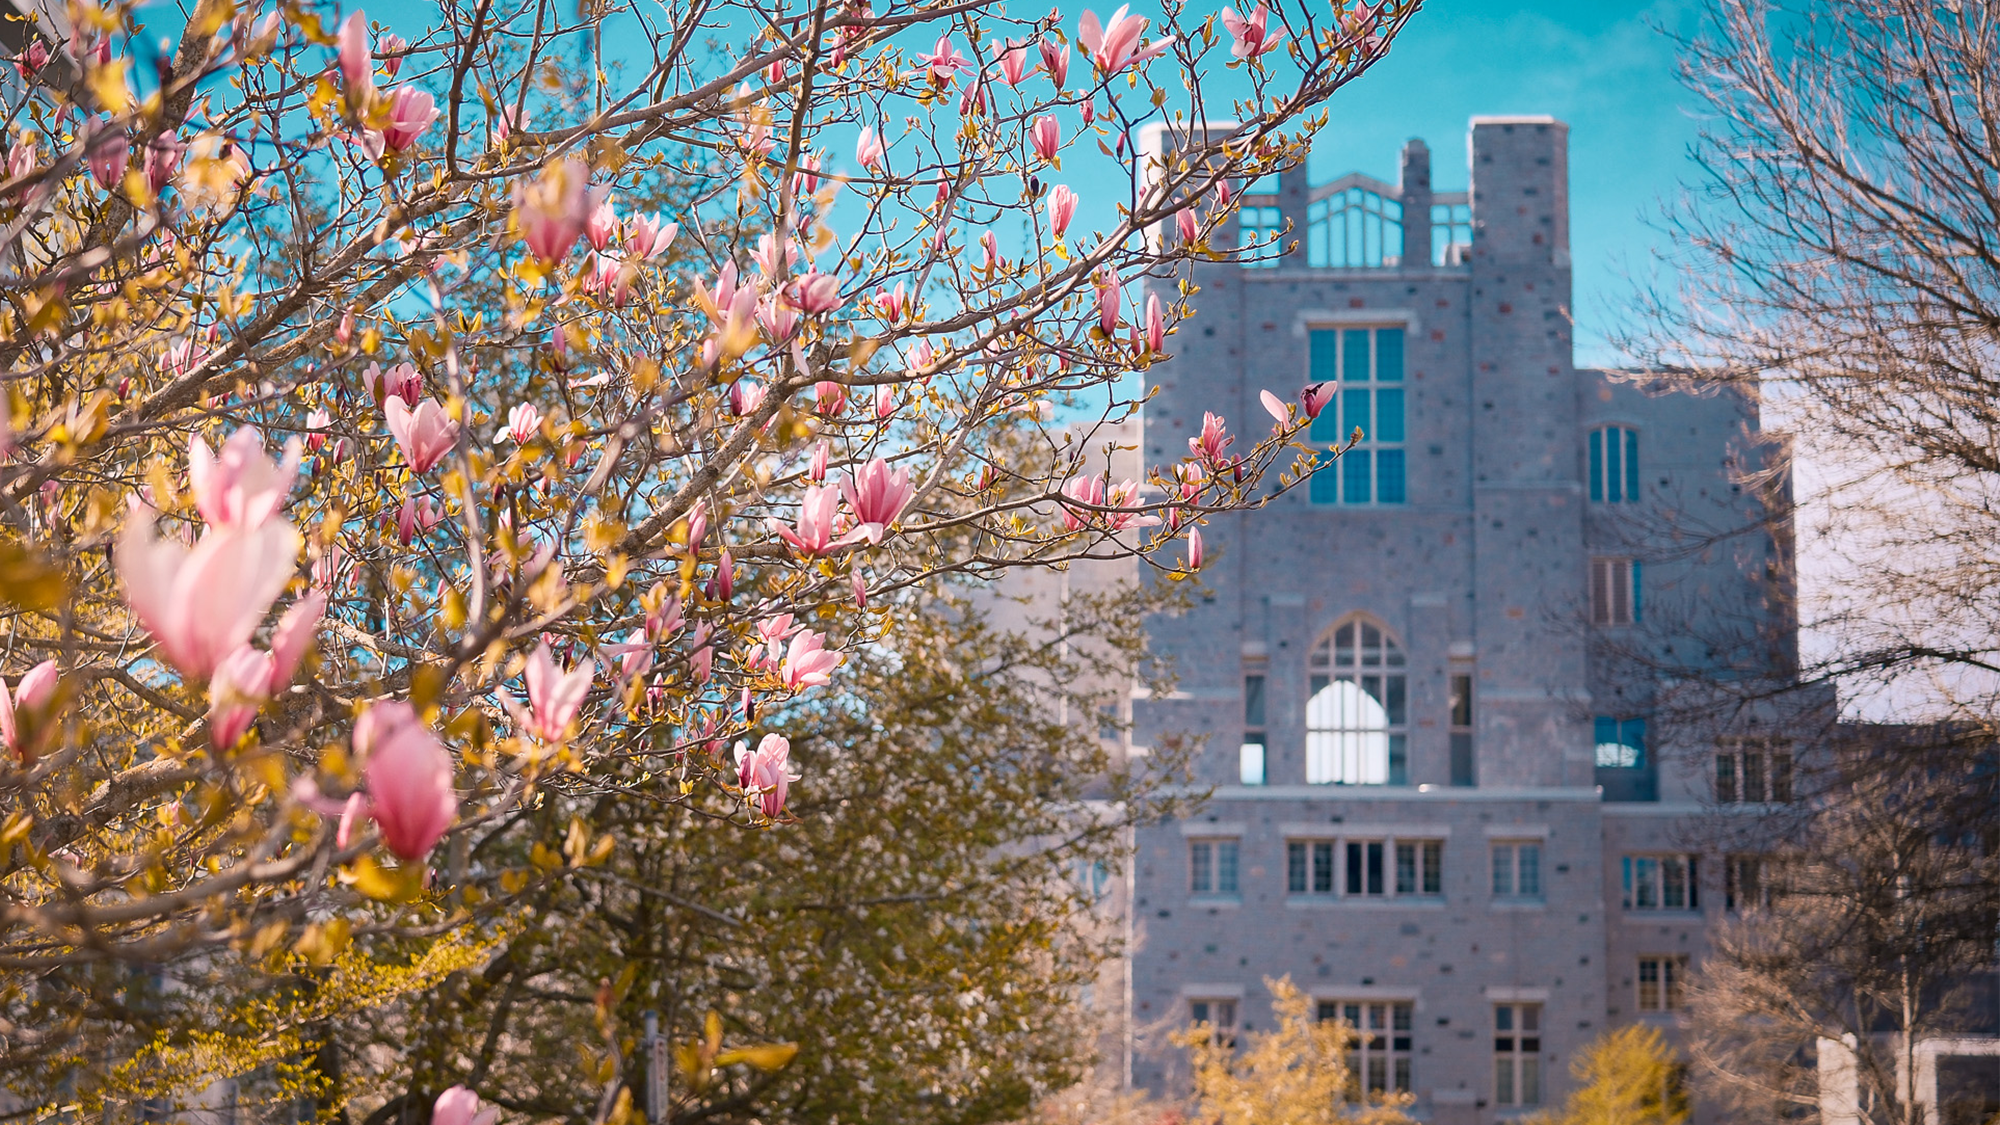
1307,618,1408,785
1588,425,1639,503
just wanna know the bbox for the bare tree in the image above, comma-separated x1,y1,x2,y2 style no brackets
1624,3,2000,1118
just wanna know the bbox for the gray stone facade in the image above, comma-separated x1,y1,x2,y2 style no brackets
1127,117,1794,1122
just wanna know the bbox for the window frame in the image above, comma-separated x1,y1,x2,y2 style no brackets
1491,840,1544,899
1189,998,1239,1046
1588,424,1641,504
1241,671,1268,786
1318,1000,1414,1096
1306,326,1407,506
1636,954,1688,1012
1621,853,1699,912
1589,556,1641,626
1448,670,1475,786
1238,204,1284,268
1715,738,1794,804
1307,617,1409,785
1493,1003,1543,1107
1594,716,1647,770
1189,838,1241,897
1285,833,1444,899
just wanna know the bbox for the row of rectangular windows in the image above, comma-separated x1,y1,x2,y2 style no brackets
1190,839,1776,913
1285,327,1647,508
1187,1000,1551,1106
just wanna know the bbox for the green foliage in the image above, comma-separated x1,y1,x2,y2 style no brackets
310,577,1198,1125
1531,1024,1688,1125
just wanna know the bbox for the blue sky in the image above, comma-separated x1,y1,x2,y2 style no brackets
1303,0,1705,365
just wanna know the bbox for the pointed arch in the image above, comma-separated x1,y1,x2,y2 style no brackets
1306,615,1408,785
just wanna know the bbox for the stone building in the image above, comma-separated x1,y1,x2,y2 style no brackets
1124,117,1800,1122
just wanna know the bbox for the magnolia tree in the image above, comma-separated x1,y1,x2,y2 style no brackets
0,0,1408,1109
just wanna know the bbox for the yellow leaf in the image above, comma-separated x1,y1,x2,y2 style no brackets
86,58,132,114
0,540,66,611
715,1042,799,1072
344,855,421,901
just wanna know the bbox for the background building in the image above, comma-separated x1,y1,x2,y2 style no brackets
1125,117,1799,1123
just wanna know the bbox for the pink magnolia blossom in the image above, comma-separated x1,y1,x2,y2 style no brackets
1189,412,1231,460
583,252,636,306
751,233,798,281
1301,381,1333,420
377,32,406,75
1144,292,1165,353
1187,526,1205,570
0,660,59,761
735,733,798,818
645,586,685,639
685,501,709,554
851,569,868,609
874,384,896,420
118,509,301,680
13,40,48,79
791,271,843,314
505,641,593,741
607,628,654,680
810,439,830,482
1031,116,1061,162
352,701,457,861
1059,476,1104,532
499,402,542,444
792,151,821,195
757,295,800,342
780,629,841,690
144,134,184,192
689,623,715,682
208,644,273,749
980,228,1001,272
997,38,1031,84
188,428,302,532
304,409,332,453
1038,36,1069,87
373,86,438,153
728,379,767,417
1049,184,1078,238
872,283,907,321
1094,269,1119,335
336,11,371,92
89,133,129,189
384,397,460,473
1060,476,1161,532
1260,388,1290,427
432,1088,498,1125
362,360,422,405
815,380,849,416
855,125,884,170
585,190,618,251
6,134,37,182
392,493,442,544
1175,206,1200,243
839,457,913,544
1220,4,1285,59
1078,6,1175,73
512,158,593,262
159,337,209,378
769,485,864,557
625,213,677,260
919,35,970,84
269,591,327,690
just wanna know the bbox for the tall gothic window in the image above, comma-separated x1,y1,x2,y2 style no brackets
1307,618,1408,784
1308,327,1406,505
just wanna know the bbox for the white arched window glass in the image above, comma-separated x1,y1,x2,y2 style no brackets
1307,619,1408,785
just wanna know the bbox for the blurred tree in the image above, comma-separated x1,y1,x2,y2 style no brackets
1530,1025,1688,1125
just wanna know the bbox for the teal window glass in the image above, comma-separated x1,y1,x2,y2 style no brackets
1594,717,1646,768
1590,426,1639,503
1376,327,1403,381
1308,325,1407,506
1343,450,1372,503
1343,328,1371,380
